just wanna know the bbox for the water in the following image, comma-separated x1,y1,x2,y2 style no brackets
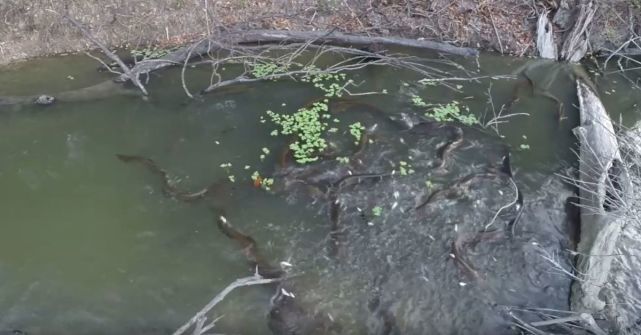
0,51,640,334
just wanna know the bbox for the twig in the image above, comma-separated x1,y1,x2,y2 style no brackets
603,36,641,70
84,52,122,75
488,11,504,54
484,177,520,230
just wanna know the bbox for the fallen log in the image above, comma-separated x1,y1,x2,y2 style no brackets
570,78,631,313
599,122,641,334
120,30,479,82
0,80,138,108
534,1,597,62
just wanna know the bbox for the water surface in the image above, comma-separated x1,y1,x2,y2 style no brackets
1,51,639,334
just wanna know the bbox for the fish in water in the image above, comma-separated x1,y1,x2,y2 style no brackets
434,126,464,171
115,154,222,202
452,229,505,281
215,213,284,278
215,211,340,334
268,285,341,335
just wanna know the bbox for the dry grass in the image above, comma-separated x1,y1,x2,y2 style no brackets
1,0,639,65
0,0,535,64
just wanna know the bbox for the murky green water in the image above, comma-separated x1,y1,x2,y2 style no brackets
1,51,640,334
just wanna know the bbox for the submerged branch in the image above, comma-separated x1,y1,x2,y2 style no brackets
172,275,282,335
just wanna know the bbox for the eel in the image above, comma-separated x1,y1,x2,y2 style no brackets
115,154,222,202
327,191,344,259
216,213,285,279
417,151,524,233
415,172,502,210
405,122,465,172
268,286,341,335
216,213,339,334
327,171,392,259
522,70,565,122
433,126,464,171
452,229,505,281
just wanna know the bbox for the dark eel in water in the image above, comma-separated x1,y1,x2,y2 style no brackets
415,171,502,210
116,154,222,202
405,122,465,172
415,151,524,235
327,171,393,259
215,213,284,278
215,212,339,334
433,126,464,171
452,229,505,281
507,69,564,123
268,286,341,335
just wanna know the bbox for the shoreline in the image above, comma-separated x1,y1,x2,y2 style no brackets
1,0,638,65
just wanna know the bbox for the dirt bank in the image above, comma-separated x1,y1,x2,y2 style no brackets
0,0,639,64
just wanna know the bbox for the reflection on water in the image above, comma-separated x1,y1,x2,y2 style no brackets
0,52,639,334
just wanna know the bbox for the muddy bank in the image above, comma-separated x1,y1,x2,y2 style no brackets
1,0,640,65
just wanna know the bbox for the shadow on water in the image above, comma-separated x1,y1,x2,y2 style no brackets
0,52,639,334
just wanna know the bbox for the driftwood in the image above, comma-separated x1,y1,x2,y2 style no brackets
570,79,631,313
560,1,596,62
510,310,606,335
172,275,282,335
534,1,596,62
536,12,557,60
597,122,641,334
121,30,479,82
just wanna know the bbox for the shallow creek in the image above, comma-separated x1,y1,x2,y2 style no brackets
0,51,640,334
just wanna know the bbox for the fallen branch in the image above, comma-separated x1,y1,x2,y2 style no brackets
172,274,282,335
51,11,149,95
196,41,476,95
509,307,607,335
123,29,479,83
483,82,530,135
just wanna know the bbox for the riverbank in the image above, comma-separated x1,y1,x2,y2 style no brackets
1,0,639,65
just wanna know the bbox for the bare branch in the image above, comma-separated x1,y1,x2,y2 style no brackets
50,10,149,95
172,275,283,335
84,52,122,75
